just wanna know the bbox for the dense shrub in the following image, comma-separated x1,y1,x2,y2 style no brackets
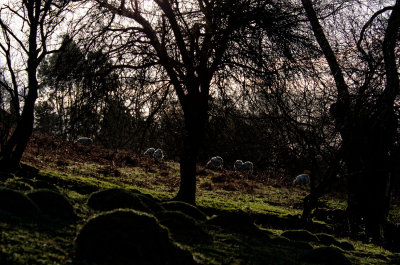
74,209,195,265
161,201,207,221
0,187,39,221
27,189,76,222
87,188,162,213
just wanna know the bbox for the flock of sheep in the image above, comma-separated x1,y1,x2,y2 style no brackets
205,156,254,174
76,137,309,186
143,147,164,160
204,156,310,187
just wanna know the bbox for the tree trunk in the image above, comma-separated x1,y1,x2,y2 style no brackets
343,109,396,241
0,25,39,172
0,85,37,171
174,92,208,204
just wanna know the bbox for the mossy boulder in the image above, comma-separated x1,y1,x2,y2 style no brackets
156,210,198,231
206,211,258,232
3,179,33,192
161,201,207,221
271,236,291,246
31,180,58,191
155,210,209,241
316,233,341,246
27,189,76,222
302,246,352,265
74,209,195,265
87,188,162,213
281,230,320,243
291,241,314,250
336,240,355,251
0,187,39,221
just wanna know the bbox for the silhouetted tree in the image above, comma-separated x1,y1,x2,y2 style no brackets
39,36,120,138
0,0,71,171
93,0,311,204
302,0,400,241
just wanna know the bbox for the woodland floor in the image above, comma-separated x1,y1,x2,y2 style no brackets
0,134,399,264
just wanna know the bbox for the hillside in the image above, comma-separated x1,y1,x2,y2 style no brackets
0,135,399,264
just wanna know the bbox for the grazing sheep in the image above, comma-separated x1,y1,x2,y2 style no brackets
293,171,311,186
206,156,224,170
76,137,93,146
153,149,164,160
144,147,156,157
234,160,254,173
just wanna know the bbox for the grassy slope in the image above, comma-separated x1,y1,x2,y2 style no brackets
0,137,399,264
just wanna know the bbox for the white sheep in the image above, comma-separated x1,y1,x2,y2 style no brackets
234,160,254,173
76,137,93,146
153,149,164,160
206,156,224,170
293,171,311,186
144,147,156,157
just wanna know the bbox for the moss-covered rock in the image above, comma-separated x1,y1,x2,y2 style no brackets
74,209,195,265
31,180,58,191
87,188,162,213
281,230,320,243
206,211,258,232
291,240,314,250
27,189,76,222
336,240,355,251
302,246,352,265
155,210,209,242
161,201,207,221
271,236,291,246
3,179,33,192
156,210,198,231
316,233,341,246
0,187,39,221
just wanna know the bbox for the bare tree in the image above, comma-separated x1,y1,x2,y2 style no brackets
92,0,306,203
301,0,400,241
0,0,72,170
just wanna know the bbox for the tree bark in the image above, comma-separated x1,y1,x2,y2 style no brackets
174,91,208,204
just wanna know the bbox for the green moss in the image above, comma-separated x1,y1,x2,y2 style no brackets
302,246,352,265
27,189,76,223
281,230,320,243
0,188,39,222
1,152,396,265
74,209,195,265
161,201,208,221
87,188,162,213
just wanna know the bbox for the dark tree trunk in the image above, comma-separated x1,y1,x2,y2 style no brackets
0,71,38,172
343,108,396,241
174,92,208,204
0,10,40,172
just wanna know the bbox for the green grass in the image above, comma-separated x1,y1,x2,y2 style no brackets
1,155,399,264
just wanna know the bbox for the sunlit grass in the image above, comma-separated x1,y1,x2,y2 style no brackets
1,153,399,264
